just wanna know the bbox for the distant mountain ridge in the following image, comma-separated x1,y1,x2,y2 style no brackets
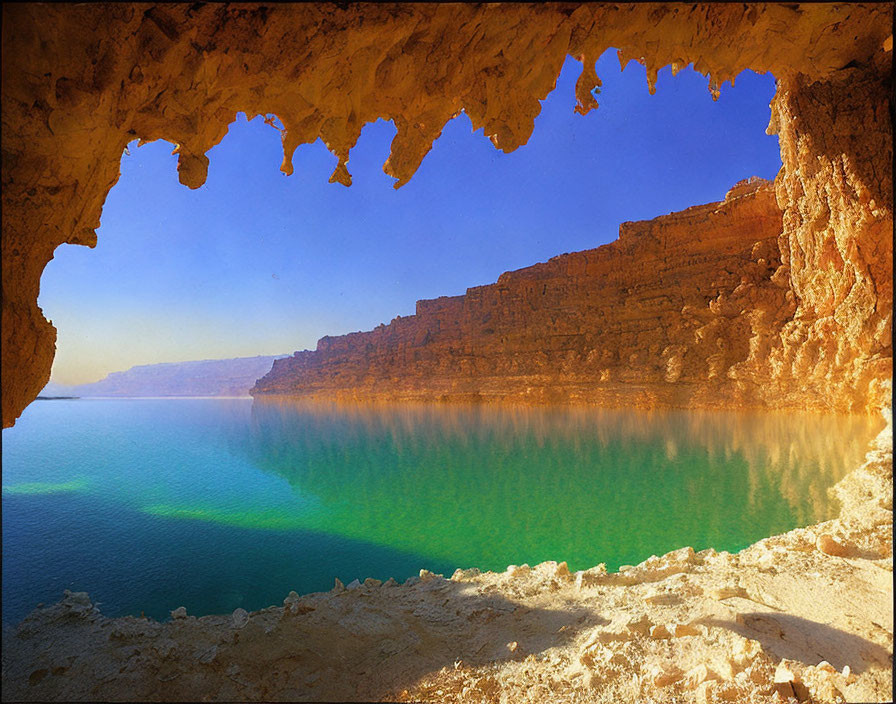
44,355,288,398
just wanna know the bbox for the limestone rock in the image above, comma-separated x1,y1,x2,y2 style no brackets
60,591,98,619
645,589,681,606
711,584,746,600
231,608,249,629
451,568,480,581
683,664,717,690
575,564,608,589
816,533,849,557
61,590,91,607
672,622,701,638
506,564,531,579
773,662,801,700
625,614,652,636
649,624,671,640
650,664,683,687
593,628,630,645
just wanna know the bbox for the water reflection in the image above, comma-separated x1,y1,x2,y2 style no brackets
238,399,882,571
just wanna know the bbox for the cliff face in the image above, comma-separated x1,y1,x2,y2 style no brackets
1,3,892,426
253,179,814,410
254,167,891,413
766,53,893,413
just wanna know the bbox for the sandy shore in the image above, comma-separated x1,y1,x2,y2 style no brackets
2,415,891,703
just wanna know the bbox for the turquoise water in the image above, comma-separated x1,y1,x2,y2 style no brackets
2,398,881,624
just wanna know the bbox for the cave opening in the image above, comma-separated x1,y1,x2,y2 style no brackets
2,4,891,700
37,52,781,391
12,47,879,627
7,49,838,624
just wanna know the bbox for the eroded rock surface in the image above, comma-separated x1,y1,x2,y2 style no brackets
767,50,893,414
1,3,892,426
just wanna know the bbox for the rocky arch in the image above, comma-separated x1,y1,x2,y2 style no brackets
1,3,892,427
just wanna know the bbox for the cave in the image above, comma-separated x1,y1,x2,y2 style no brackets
1,4,892,701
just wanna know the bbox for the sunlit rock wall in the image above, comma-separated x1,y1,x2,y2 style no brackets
765,53,893,413
2,3,892,425
254,180,801,409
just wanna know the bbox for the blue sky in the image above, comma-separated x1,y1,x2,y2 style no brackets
40,52,781,385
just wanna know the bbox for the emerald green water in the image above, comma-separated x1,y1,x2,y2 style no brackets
2,398,881,624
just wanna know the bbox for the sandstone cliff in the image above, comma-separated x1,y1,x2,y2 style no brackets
766,50,893,414
254,179,799,409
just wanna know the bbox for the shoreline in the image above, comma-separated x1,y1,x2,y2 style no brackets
250,388,887,417
2,410,890,702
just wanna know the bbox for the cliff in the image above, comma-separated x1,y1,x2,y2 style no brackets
253,140,890,415
46,355,286,398
254,179,797,409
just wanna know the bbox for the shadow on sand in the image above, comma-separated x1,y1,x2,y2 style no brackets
3,577,608,702
700,613,891,674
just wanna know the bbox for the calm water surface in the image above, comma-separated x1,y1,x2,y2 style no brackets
2,398,882,623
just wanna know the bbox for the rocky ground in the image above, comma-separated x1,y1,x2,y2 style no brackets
2,415,891,703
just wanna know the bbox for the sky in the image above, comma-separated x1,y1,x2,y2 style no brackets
40,52,782,386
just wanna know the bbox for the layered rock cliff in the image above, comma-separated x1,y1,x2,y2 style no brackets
1,3,892,426
251,179,799,410
253,166,891,413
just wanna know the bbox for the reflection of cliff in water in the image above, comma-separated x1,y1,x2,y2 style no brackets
238,399,883,571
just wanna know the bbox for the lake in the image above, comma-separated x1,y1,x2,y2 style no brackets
1,398,882,624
